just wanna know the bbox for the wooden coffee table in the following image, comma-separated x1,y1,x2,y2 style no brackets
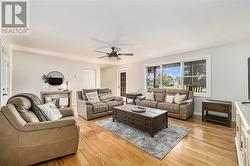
113,105,168,137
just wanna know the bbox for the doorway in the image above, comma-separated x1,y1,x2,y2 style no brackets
117,69,128,97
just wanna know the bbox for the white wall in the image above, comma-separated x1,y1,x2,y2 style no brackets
0,38,12,106
12,50,101,106
101,40,250,120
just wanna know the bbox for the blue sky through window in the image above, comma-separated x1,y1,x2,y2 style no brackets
163,65,180,78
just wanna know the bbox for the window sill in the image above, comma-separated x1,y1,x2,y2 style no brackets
194,92,211,98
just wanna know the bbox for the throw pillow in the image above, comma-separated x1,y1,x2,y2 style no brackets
174,93,186,104
38,102,63,121
165,95,174,103
145,92,154,100
85,91,100,103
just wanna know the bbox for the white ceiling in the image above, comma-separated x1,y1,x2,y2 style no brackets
6,0,250,67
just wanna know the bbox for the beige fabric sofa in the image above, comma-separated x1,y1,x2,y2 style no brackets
136,88,194,120
0,96,79,166
77,88,124,120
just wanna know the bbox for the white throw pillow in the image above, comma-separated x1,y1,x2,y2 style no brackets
38,102,63,121
174,93,186,104
145,92,154,100
165,95,174,103
85,91,100,103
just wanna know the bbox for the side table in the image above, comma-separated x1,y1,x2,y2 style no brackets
202,99,232,127
126,93,142,105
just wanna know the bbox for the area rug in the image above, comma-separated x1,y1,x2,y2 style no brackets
96,118,191,160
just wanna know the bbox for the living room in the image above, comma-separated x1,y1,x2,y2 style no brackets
0,0,249,166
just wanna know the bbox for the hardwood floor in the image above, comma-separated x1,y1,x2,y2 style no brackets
41,115,237,166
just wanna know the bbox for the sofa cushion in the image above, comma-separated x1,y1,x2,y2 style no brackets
97,88,110,94
8,97,32,112
8,97,40,123
99,91,114,102
105,100,120,110
21,111,40,123
139,100,158,108
153,88,166,102
166,89,188,100
157,102,180,114
92,103,108,114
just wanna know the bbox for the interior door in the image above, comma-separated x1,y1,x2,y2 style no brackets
120,72,126,96
82,69,96,89
117,69,128,97
1,55,10,106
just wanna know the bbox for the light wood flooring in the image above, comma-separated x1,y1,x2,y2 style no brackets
39,115,237,166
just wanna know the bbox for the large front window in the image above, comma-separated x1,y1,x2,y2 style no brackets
146,57,209,96
162,63,181,89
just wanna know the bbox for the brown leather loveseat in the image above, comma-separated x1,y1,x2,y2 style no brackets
77,88,124,120
0,94,79,166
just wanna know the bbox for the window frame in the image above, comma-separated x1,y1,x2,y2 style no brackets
144,54,211,97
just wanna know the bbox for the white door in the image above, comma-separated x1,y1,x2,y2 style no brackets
1,55,10,106
82,69,96,89
117,69,128,97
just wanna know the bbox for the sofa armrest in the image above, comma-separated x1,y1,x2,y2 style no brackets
1,104,27,131
77,99,94,105
135,96,145,106
178,99,193,105
113,96,123,101
22,118,76,132
59,107,75,117
179,100,194,120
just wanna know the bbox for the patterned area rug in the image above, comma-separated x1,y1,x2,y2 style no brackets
96,118,191,160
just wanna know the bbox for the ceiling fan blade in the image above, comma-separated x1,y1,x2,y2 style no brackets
114,47,121,52
117,57,122,60
99,55,109,59
89,37,109,44
118,53,134,56
116,42,136,46
94,50,109,54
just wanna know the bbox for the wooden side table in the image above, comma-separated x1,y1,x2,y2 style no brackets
202,99,232,126
126,93,142,105
40,90,72,108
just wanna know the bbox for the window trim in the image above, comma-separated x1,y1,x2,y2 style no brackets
144,54,211,97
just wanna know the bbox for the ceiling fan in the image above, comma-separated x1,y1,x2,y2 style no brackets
94,47,134,60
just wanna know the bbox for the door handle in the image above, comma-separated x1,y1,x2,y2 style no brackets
240,141,243,148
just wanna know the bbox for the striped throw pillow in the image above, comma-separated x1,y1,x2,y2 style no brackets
99,92,114,102
85,91,100,103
